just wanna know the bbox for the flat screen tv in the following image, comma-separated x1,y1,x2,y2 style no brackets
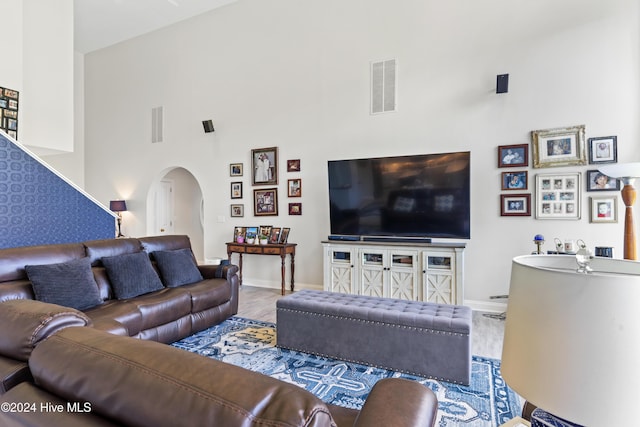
328,151,470,240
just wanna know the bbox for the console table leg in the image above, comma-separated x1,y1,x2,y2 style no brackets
290,253,295,293
238,253,243,286
280,254,286,295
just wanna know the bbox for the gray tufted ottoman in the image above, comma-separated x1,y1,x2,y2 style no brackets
276,289,472,385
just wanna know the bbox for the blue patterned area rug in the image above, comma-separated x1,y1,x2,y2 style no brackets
172,316,523,426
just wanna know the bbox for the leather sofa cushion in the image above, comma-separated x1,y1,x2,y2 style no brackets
0,243,85,282
101,252,164,299
152,248,203,287
83,238,142,266
25,257,102,311
0,300,91,361
30,327,336,427
83,300,142,336
139,235,191,253
181,279,231,312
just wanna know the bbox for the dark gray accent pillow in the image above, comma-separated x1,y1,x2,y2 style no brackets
25,257,102,311
153,248,203,287
101,252,164,299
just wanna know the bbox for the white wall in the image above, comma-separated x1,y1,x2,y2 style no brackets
42,51,86,186
21,0,74,154
0,0,23,91
0,0,74,154
82,0,640,308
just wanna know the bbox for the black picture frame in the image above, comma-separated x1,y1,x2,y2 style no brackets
588,136,617,164
586,169,620,192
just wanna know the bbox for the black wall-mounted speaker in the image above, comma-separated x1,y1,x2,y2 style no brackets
202,120,215,133
496,74,509,94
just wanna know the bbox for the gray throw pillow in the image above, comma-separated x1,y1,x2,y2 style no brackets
25,257,102,311
101,252,164,299
153,248,203,287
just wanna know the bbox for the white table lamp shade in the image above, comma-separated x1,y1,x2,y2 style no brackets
598,162,640,182
501,255,640,427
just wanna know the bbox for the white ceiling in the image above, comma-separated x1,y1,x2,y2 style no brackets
74,0,237,54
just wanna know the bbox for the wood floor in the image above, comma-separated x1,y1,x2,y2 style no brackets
237,286,506,360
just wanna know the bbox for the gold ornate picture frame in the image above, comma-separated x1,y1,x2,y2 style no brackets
531,125,586,168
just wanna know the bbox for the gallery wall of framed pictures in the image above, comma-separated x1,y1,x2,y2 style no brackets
0,86,19,139
226,147,302,243
497,124,620,223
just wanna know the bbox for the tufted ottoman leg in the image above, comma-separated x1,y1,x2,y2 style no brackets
276,290,472,385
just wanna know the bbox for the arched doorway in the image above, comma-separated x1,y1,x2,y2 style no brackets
146,167,204,261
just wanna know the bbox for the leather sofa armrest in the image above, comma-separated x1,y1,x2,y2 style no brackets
353,378,438,427
0,300,92,361
198,263,239,280
0,356,32,394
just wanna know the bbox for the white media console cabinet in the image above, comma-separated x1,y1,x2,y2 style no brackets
322,240,465,305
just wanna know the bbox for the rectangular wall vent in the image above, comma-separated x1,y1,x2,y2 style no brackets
370,59,397,114
151,106,164,143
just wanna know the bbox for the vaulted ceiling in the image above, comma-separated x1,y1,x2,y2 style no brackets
74,0,237,53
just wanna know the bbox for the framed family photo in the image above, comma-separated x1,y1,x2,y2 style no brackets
498,144,528,168
536,173,581,220
230,204,244,217
590,196,618,223
253,188,278,216
279,227,291,243
230,163,243,177
288,203,302,215
500,194,531,216
288,179,302,197
586,169,620,192
230,182,243,199
501,171,528,190
252,147,278,186
531,125,586,168
588,136,617,164
287,159,301,172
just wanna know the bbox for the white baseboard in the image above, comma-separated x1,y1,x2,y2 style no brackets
240,279,322,292
464,299,507,313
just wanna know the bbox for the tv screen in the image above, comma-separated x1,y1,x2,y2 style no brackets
328,151,470,239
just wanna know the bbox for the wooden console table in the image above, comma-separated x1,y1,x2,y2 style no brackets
226,242,297,295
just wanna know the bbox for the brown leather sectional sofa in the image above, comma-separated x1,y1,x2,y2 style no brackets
0,300,438,426
0,235,439,426
0,234,239,342
0,235,238,395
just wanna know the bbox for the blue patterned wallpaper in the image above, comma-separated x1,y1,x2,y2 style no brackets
0,133,115,249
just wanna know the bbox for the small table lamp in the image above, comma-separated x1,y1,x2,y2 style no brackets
109,200,127,238
597,162,640,260
501,255,640,426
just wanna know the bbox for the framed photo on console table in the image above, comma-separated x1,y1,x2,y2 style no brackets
536,173,581,220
